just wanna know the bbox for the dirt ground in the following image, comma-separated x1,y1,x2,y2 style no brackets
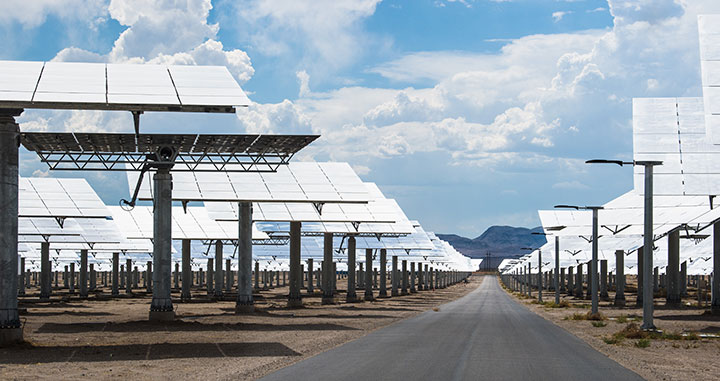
0,276,481,381
502,276,720,381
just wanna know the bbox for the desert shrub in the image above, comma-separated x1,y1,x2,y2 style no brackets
635,338,650,348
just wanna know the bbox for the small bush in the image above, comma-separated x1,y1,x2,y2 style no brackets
635,338,650,348
592,321,607,328
618,323,646,339
565,311,607,321
603,336,622,344
542,300,571,308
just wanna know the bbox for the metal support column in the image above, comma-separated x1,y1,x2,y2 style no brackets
600,259,608,300
554,236,560,304
0,111,21,346
307,258,314,294
667,229,681,306
391,256,399,297
641,165,656,330
214,240,223,298
379,249,388,297
181,239,191,301
112,253,119,296
637,247,644,306
287,221,303,308
590,208,599,314
615,250,625,306
226,259,232,292
125,259,132,294
401,260,408,295
364,249,374,301
410,262,417,293
322,232,334,304
40,242,50,300
80,249,88,298
346,236,357,302
149,168,174,321
713,221,720,314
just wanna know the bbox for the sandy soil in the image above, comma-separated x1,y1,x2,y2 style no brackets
502,277,720,381
0,276,481,381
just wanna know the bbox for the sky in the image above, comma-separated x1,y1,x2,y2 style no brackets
2,0,719,238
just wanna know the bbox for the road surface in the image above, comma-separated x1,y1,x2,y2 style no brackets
261,275,643,381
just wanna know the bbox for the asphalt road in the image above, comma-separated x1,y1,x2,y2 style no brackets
261,275,644,381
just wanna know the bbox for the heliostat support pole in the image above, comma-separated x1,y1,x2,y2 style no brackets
322,232,334,305
40,242,50,300
346,236,357,303
615,250,625,306
181,239,192,301
214,240,223,298
379,249,388,298
112,252,119,296
0,110,21,346
237,202,254,313
149,168,174,321
641,164,655,330
554,236,560,304
288,221,303,308
80,249,88,298
364,249,374,301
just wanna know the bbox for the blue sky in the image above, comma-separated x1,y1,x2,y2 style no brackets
2,0,718,237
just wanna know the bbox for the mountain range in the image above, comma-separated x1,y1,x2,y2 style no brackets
437,226,547,270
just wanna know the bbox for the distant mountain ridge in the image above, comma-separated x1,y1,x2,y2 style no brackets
437,226,547,269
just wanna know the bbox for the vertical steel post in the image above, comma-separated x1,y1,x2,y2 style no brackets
40,242,50,300
214,240,223,297
615,250,625,306
391,256,399,296
322,232,334,304
287,221,302,308
307,258,314,294
667,229,681,306
555,236,560,304
364,249,374,300
149,168,174,321
713,221,720,314
125,259,132,293
379,249,388,297
642,164,655,330
346,236,357,302
591,208,599,314
538,249,543,303
80,249,88,297
181,239,192,301
112,252,119,296
0,111,21,346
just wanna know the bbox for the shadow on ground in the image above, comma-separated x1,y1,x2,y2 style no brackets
0,342,300,363
35,320,359,334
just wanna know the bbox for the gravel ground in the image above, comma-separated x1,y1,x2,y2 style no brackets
502,277,720,381
0,276,480,380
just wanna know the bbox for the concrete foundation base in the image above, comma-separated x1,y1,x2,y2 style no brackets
346,295,359,303
0,328,23,347
321,296,336,305
364,295,375,302
287,298,303,308
235,304,255,314
614,298,626,307
148,310,175,321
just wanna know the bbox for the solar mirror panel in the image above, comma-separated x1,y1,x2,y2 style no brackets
633,97,720,195
19,177,110,218
0,60,250,111
128,161,370,202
